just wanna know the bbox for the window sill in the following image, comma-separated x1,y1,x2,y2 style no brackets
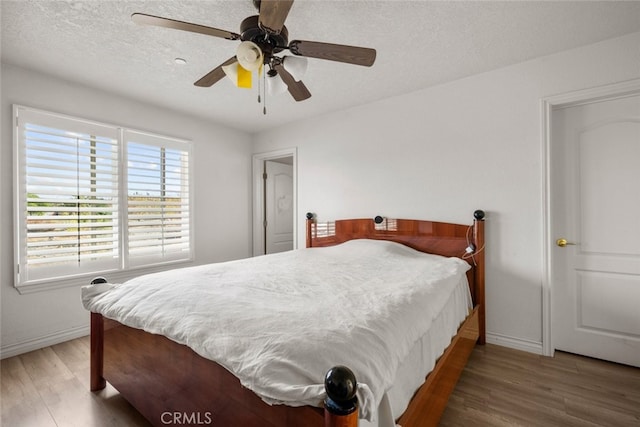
14,260,194,295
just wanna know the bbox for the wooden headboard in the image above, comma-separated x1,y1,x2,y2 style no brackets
306,212,486,344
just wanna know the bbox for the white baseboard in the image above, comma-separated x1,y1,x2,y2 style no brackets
486,332,544,355
0,325,90,360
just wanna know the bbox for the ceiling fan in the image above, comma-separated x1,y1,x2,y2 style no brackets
132,0,376,104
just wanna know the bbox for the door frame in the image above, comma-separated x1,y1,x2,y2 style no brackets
541,78,640,357
252,148,297,257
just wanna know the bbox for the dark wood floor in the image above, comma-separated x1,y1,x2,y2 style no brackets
2,337,639,426
439,344,640,427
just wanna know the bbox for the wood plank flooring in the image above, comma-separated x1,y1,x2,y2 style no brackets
1,337,639,426
439,344,640,427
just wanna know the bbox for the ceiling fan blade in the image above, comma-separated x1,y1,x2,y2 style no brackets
132,13,240,40
194,57,237,87
274,63,311,101
288,40,376,67
258,0,294,34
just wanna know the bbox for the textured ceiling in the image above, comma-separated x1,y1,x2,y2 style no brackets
2,1,640,133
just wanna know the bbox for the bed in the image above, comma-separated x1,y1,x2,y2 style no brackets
83,212,485,427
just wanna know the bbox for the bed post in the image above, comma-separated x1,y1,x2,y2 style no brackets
306,212,314,248
324,366,358,427
473,210,486,345
90,312,106,391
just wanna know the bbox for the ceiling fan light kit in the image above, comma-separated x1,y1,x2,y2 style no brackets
221,62,253,88
266,69,288,95
236,41,264,71
132,0,376,111
282,55,307,82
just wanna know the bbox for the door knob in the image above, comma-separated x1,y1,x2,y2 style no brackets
556,238,576,247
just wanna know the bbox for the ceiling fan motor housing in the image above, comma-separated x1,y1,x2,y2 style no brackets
240,15,288,58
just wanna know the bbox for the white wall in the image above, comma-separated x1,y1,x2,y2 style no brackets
252,32,640,353
0,64,253,358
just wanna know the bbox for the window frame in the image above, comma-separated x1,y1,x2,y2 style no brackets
13,105,194,293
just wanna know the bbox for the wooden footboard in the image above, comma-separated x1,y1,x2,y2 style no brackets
91,307,478,427
91,313,325,427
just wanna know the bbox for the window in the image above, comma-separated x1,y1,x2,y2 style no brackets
14,106,192,290
125,130,191,267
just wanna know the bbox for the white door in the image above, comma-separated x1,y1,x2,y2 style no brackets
265,160,293,254
551,93,640,367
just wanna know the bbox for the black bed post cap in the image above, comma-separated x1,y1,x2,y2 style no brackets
324,365,358,416
473,210,485,220
306,212,315,220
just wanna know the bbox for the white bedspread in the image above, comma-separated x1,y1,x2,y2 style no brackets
82,239,470,421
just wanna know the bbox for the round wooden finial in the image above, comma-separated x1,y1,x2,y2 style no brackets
324,365,358,422
324,365,357,403
473,210,485,220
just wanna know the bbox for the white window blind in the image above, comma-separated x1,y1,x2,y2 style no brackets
15,108,120,284
14,106,192,289
125,130,191,267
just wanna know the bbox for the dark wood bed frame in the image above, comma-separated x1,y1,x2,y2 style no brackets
90,213,485,427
